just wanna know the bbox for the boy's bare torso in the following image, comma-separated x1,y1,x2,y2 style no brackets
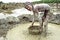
34,3,50,13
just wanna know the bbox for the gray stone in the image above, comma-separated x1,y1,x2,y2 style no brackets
0,24,11,29
50,14,60,24
18,14,38,22
0,18,7,25
18,14,32,22
6,16,20,24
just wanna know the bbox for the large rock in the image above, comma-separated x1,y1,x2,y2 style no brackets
48,13,56,22
6,16,20,24
18,14,38,22
18,14,33,22
50,14,60,24
0,23,14,37
0,24,12,29
55,14,60,19
0,36,5,40
0,18,7,25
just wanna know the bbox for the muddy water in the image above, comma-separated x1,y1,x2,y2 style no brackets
6,23,60,40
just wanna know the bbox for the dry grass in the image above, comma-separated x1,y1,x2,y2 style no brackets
3,10,12,14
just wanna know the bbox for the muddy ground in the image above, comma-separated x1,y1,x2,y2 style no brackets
5,22,60,40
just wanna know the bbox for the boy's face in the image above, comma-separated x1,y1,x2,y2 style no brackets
25,5,32,11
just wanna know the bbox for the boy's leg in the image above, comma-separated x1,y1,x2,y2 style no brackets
38,12,44,32
43,15,49,36
31,16,35,26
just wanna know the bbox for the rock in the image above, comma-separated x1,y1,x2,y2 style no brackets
0,24,12,37
0,29,8,37
50,20,60,24
0,24,12,29
18,14,33,22
6,16,20,24
50,14,60,24
55,14,60,19
0,18,7,25
48,13,56,22
0,36,5,40
18,14,38,22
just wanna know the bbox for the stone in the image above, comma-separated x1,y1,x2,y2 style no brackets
18,14,38,22
50,14,60,24
0,18,7,25
6,16,20,24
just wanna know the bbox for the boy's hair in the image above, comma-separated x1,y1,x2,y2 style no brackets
24,2,32,6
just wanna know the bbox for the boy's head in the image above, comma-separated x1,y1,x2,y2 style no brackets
24,2,32,11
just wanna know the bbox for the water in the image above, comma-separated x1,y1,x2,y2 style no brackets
6,23,60,40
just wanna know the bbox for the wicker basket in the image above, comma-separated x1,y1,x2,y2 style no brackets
28,25,42,35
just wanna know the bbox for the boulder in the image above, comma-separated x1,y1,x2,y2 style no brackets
0,24,12,29
6,16,20,24
0,24,9,37
0,18,7,25
55,14,60,19
48,13,56,22
50,14,60,24
18,14,38,22
18,14,33,22
0,36,5,40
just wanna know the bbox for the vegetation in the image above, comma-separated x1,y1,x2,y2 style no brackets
32,0,60,10
0,0,60,14
32,0,60,3
41,0,60,3
0,1,24,14
3,10,12,14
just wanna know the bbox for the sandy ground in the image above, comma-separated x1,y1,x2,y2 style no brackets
6,23,60,40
